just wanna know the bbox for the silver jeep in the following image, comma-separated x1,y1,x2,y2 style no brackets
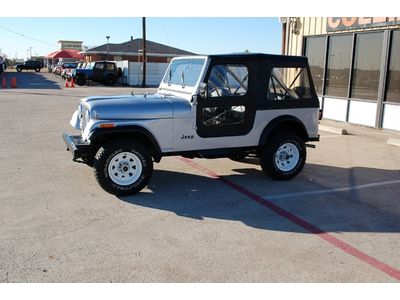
63,54,320,196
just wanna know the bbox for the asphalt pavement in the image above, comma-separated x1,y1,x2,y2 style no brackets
1,70,400,282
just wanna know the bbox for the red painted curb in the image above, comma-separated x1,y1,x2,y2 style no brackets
178,157,400,281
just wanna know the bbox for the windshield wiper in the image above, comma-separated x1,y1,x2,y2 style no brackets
168,68,172,86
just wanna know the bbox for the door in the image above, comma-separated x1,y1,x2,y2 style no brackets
196,63,257,138
92,62,105,81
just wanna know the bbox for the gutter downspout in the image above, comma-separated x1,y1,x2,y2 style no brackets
285,17,290,56
282,20,287,54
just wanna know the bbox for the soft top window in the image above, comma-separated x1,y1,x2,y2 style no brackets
207,64,248,97
267,67,313,100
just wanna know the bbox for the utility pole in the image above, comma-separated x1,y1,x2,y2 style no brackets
106,36,110,60
141,17,147,87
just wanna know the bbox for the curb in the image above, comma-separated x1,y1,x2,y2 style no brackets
387,138,400,147
319,124,349,135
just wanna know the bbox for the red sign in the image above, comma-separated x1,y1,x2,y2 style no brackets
327,17,400,31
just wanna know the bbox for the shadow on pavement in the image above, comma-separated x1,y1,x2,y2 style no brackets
119,163,400,234
2,71,61,89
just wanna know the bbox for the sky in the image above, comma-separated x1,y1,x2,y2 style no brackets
0,17,282,60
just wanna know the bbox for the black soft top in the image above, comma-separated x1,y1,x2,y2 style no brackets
208,53,308,64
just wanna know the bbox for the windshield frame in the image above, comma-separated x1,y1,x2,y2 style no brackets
158,56,208,97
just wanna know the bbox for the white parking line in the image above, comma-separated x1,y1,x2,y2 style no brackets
265,179,400,200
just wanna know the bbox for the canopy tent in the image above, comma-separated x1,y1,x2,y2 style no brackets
44,49,84,70
46,49,84,60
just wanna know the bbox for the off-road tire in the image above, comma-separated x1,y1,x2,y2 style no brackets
105,74,116,86
93,140,153,196
259,131,306,180
75,74,86,86
35,68,40,72
117,67,123,77
16,68,22,72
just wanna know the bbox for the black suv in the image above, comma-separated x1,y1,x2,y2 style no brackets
16,61,43,72
72,61,122,86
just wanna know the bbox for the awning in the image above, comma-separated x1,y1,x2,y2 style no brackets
46,49,84,60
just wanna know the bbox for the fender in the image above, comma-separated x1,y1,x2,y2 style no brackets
88,125,162,160
259,115,309,146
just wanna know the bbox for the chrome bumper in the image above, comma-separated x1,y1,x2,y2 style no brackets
63,133,92,161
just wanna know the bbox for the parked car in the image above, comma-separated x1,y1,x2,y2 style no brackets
72,61,122,86
66,62,87,80
60,62,78,79
16,60,43,72
52,62,63,75
63,53,321,196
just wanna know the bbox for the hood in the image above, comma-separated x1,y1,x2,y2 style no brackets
82,93,192,120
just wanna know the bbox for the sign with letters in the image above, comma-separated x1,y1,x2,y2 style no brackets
58,40,83,51
327,17,400,32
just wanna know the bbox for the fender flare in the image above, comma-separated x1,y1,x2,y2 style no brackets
259,115,309,146
88,125,162,160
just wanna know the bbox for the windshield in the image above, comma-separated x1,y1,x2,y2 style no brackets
162,58,205,88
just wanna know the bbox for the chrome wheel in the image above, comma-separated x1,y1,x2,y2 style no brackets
108,152,143,186
274,142,300,172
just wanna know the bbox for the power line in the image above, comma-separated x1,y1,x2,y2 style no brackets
0,25,57,47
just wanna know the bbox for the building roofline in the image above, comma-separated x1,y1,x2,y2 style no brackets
82,51,188,57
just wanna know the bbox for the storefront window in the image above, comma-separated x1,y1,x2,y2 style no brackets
351,32,383,100
386,31,400,103
305,37,325,95
325,35,352,97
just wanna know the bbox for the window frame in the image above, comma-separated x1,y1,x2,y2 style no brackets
267,66,314,101
262,61,320,110
324,34,353,98
206,63,250,98
303,36,326,95
350,31,384,101
385,29,400,104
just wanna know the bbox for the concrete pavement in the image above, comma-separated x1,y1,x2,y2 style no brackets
1,70,400,282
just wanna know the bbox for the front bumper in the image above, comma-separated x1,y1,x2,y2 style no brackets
63,132,92,161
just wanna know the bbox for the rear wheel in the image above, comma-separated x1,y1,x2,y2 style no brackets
75,74,86,86
93,140,153,196
17,68,22,72
105,74,116,86
35,68,40,72
259,131,306,180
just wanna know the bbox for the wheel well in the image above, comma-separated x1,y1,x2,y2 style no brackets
259,118,309,147
91,130,162,162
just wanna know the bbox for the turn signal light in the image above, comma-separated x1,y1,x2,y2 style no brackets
99,123,116,128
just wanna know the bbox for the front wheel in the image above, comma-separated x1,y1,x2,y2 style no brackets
104,74,116,86
93,140,153,196
16,68,22,72
259,132,306,180
75,75,86,86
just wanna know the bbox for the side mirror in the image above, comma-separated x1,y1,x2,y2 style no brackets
198,82,208,99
